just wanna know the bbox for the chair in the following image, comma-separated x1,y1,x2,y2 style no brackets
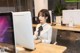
51,28,58,45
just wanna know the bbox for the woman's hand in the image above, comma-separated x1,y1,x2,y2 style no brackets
34,40,42,44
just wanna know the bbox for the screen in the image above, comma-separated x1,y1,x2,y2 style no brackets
0,13,15,53
65,0,80,2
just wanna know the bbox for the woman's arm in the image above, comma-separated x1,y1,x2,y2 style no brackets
41,27,52,44
34,24,40,40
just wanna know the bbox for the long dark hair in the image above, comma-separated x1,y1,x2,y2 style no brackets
37,9,50,23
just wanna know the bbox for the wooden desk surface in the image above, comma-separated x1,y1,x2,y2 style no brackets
0,43,15,53
52,25,80,32
33,24,80,32
18,43,67,53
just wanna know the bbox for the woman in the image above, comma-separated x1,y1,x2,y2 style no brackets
34,9,52,44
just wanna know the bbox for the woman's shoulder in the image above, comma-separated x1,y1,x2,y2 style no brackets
46,23,52,28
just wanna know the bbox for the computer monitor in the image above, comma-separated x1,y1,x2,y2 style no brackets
0,12,15,53
12,11,35,50
62,10,80,25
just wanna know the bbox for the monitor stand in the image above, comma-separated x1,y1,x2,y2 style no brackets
16,46,25,53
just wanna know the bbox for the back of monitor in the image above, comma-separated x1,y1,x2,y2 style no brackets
12,11,35,50
62,10,80,25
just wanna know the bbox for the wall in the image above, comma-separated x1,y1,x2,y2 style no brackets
34,0,48,17
0,7,15,12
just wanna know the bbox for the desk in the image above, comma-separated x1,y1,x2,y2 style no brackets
0,43,15,53
33,24,80,32
18,43,67,53
52,25,80,32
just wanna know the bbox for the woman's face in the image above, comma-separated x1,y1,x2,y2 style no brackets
39,16,47,24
